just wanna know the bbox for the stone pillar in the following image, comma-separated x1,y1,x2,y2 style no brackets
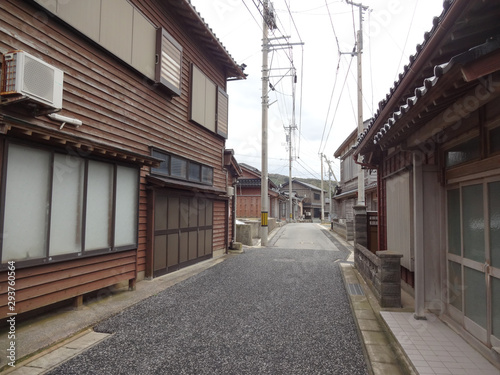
376,251,403,308
353,205,367,248
346,220,354,241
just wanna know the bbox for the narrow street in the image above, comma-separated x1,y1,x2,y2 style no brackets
47,224,368,375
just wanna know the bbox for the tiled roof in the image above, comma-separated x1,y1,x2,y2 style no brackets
354,0,500,156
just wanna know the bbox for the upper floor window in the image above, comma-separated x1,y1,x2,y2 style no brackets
341,154,356,182
156,28,182,96
190,64,229,138
151,149,213,186
445,137,480,168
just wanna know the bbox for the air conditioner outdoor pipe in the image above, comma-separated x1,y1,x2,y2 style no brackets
47,113,82,129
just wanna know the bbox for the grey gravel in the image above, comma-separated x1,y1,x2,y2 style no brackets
47,226,368,375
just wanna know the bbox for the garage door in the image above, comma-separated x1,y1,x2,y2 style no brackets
153,192,213,277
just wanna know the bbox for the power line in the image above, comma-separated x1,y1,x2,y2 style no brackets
320,53,355,154
393,0,419,82
295,158,321,179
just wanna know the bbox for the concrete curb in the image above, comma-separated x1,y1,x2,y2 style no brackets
319,226,411,375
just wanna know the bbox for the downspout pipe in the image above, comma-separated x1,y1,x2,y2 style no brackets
232,180,237,247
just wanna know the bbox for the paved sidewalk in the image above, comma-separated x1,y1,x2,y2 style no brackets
324,225,500,375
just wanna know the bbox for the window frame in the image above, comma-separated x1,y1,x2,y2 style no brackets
0,140,140,269
150,148,214,186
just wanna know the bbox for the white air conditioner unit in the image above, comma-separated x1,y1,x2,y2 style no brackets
1,50,64,111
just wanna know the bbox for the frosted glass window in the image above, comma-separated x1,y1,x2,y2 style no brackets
171,156,187,179
464,266,487,329
462,184,485,263
2,144,51,262
446,137,480,168
85,161,113,251
492,277,500,337
448,261,462,311
50,154,84,255
490,182,500,268
114,166,138,247
201,166,213,185
151,150,169,176
189,163,201,182
447,189,461,256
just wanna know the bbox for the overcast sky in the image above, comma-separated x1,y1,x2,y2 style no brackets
190,0,445,180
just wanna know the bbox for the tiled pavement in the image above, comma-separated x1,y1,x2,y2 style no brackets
381,311,500,375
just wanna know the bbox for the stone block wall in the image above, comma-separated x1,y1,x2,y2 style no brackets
354,243,403,308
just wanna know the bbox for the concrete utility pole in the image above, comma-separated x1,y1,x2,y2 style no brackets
288,67,297,223
346,0,368,206
288,131,293,222
323,155,338,221
320,153,325,222
260,0,275,246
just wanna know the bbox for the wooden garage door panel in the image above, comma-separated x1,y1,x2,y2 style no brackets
153,193,214,276
180,232,188,263
167,233,179,266
205,229,213,256
198,229,206,257
155,193,168,231
189,231,198,260
154,235,166,271
168,196,179,230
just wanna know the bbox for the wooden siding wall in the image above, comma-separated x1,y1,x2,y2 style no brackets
213,200,227,251
0,0,233,311
0,251,136,316
237,187,261,218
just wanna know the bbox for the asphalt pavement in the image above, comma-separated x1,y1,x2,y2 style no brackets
46,224,369,375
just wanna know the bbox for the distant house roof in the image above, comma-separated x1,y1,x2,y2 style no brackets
281,179,326,193
224,149,242,177
239,163,262,179
354,0,500,159
237,163,278,190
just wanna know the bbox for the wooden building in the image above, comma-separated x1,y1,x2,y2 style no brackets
236,163,282,219
333,126,377,222
0,0,245,317
353,0,500,365
280,179,327,220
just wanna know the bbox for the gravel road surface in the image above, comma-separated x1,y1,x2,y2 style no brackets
48,224,368,374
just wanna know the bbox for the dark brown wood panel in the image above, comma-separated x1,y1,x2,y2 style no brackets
213,200,227,251
0,251,136,315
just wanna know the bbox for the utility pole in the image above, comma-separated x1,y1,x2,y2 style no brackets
323,155,339,221
288,67,297,223
320,153,325,222
288,129,293,222
346,1,368,206
260,0,276,246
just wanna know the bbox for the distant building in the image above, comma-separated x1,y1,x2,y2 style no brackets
236,164,284,219
280,179,328,221
333,124,378,222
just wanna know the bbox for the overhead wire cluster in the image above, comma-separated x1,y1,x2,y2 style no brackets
244,0,305,167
